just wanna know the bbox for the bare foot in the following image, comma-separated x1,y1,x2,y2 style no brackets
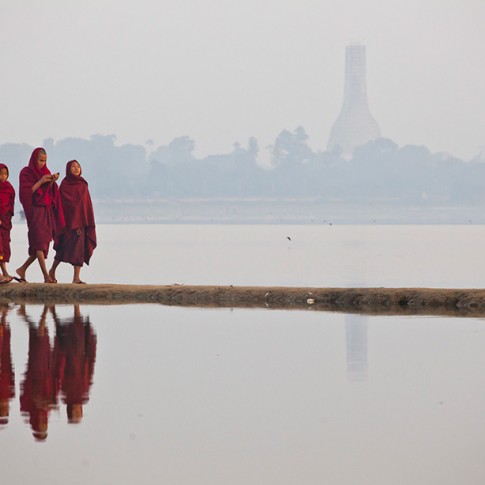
16,267,27,282
48,269,57,282
72,280,86,284
44,278,57,284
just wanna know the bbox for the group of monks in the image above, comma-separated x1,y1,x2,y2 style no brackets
0,149,99,440
0,147,96,285
0,304,97,441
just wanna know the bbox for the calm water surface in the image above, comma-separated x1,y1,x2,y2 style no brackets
2,225,485,484
8,223,485,287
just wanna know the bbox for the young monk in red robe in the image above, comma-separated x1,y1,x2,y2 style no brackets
49,160,96,284
0,164,15,283
16,147,65,283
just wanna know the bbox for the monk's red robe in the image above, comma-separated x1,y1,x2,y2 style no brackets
54,160,96,266
0,164,15,262
19,148,64,257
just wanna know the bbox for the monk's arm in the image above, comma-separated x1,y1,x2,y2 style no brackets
31,174,53,193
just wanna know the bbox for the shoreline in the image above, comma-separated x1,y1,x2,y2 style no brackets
2,283,485,317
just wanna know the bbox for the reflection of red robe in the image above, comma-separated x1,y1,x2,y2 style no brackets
55,316,96,409
0,325,15,418
20,327,57,439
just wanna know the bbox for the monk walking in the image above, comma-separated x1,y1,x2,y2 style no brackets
16,147,64,283
49,160,96,284
0,163,15,283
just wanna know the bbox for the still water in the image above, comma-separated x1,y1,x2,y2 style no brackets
7,223,485,288
1,224,485,484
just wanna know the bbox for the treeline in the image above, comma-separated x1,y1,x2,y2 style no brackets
1,128,484,204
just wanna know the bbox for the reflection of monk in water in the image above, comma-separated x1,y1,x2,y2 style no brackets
0,305,15,427
19,305,58,441
52,304,96,424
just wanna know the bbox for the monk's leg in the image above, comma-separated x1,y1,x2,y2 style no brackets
16,255,36,281
36,250,54,283
49,259,61,282
0,263,12,283
0,262,7,277
73,266,83,284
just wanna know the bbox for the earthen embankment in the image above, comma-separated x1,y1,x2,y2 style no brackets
2,283,485,317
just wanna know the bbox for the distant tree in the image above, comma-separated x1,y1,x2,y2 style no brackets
149,136,196,167
185,138,262,197
352,137,399,163
247,137,258,159
396,144,430,164
41,135,148,197
272,126,314,167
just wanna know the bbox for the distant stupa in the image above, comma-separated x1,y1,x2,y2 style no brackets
327,44,381,158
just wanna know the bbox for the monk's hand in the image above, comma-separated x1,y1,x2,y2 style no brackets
52,172,60,182
41,174,53,184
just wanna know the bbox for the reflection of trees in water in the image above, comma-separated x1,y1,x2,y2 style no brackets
17,304,96,441
0,305,15,427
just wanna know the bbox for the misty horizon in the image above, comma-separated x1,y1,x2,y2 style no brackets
1,1,484,161
1,128,484,225
2,0,484,223
1,125,483,169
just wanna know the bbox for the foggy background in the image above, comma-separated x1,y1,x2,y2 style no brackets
1,0,484,222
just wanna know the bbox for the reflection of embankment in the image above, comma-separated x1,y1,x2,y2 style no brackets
2,284,485,317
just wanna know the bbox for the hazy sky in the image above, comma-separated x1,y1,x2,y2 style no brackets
1,0,484,159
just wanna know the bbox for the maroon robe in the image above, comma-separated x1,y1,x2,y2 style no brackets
54,313,96,421
0,164,15,262
0,321,15,425
54,160,96,266
19,148,65,257
20,325,57,441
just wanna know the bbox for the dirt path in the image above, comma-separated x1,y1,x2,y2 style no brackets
2,283,485,317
